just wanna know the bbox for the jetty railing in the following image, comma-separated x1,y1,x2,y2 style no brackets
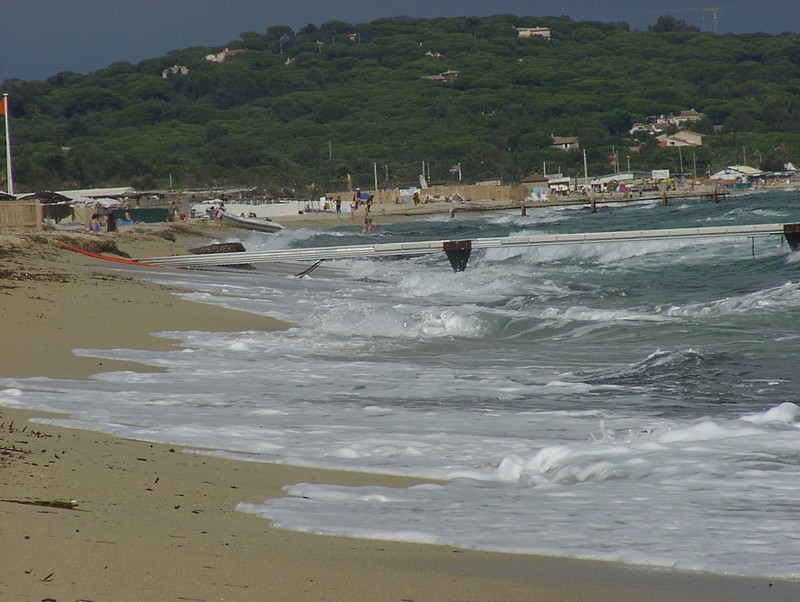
139,222,799,272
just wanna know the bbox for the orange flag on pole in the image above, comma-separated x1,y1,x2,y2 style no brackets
0,96,5,116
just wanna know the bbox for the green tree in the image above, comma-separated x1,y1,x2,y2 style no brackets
648,16,700,33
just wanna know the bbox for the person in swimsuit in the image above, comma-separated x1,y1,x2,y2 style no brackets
363,207,373,235
88,214,101,232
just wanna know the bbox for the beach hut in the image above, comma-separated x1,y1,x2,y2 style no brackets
18,191,73,223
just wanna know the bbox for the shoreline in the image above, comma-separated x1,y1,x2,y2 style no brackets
2,405,795,601
2,214,798,600
235,181,793,231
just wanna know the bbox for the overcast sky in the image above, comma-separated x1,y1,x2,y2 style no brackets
3,0,799,84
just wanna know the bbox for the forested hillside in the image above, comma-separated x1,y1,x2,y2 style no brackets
3,14,800,194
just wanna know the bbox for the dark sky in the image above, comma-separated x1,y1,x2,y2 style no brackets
3,0,799,84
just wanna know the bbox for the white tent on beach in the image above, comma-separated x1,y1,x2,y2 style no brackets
68,196,122,209
57,186,135,200
709,165,764,182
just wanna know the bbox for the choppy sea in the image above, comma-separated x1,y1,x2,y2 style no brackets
3,190,800,577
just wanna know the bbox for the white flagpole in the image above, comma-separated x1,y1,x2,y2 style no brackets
3,94,12,195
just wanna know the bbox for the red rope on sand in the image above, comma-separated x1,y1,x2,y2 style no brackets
57,242,173,269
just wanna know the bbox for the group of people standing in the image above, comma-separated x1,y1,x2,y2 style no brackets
206,203,225,227
349,189,375,234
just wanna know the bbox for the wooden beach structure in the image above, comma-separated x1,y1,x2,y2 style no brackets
0,200,42,231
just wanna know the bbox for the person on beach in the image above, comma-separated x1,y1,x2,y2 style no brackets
123,200,132,221
106,211,117,233
350,197,358,221
363,207,373,235
88,214,101,232
335,196,342,217
215,205,225,227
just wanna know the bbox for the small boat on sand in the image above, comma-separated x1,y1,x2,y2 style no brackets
223,213,285,233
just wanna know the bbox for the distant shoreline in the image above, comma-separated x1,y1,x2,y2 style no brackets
271,181,790,229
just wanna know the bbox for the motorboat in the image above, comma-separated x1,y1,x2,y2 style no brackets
222,212,285,233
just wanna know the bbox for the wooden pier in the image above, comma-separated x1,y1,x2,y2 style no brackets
701,189,730,203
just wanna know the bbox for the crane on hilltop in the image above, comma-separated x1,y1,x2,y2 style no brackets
649,7,722,34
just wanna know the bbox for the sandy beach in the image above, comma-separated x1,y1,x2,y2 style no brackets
2,212,798,601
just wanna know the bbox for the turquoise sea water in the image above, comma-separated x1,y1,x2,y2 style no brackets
2,189,800,577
